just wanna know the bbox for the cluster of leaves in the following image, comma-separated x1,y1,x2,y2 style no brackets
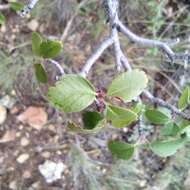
0,2,24,25
32,32,190,161
108,85,190,160
144,86,190,156
32,32,63,83
47,70,148,160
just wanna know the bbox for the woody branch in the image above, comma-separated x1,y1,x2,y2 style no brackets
80,0,190,120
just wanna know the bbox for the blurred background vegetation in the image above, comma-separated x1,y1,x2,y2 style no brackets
1,0,190,189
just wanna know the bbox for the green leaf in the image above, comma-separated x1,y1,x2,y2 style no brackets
82,111,103,130
40,40,62,59
150,138,186,157
107,70,148,102
175,116,190,129
180,126,190,138
34,63,48,83
67,119,106,134
108,141,134,160
0,13,5,25
157,107,171,118
32,32,42,56
178,86,190,110
131,102,144,114
10,2,24,11
48,74,96,113
160,122,180,137
145,109,170,125
106,105,137,128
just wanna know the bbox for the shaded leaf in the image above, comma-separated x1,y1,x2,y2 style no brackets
160,122,180,137
10,2,24,11
34,63,48,83
67,119,105,134
178,86,190,110
108,140,134,160
106,105,137,128
40,40,62,59
145,109,170,125
32,32,42,56
48,75,96,113
82,111,103,130
0,13,5,25
107,70,148,102
150,138,186,157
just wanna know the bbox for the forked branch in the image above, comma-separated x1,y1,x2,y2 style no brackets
80,0,190,121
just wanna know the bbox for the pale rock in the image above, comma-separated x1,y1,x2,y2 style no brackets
140,180,147,187
27,19,39,31
17,153,29,164
47,124,56,132
0,95,15,109
38,160,66,183
17,106,47,130
10,106,19,114
20,137,30,146
0,105,7,124
1,25,6,33
56,151,62,155
9,181,17,190
41,151,51,158
16,132,21,138
28,182,40,190
14,150,19,157
19,125,24,130
23,170,31,179
0,130,16,143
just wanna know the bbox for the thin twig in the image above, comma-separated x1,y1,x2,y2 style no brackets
19,0,40,17
117,20,177,61
61,0,89,42
143,90,190,120
48,59,65,75
80,37,114,77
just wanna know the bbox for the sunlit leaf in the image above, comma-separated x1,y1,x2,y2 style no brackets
145,109,170,125
108,140,134,160
106,105,137,128
150,138,186,157
48,75,96,113
107,70,148,102
131,102,144,114
160,122,180,137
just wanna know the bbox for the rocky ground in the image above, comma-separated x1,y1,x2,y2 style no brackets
1,0,190,190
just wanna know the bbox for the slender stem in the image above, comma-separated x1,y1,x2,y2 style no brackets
48,59,65,75
144,90,190,120
117,20,176,61
80,37,114,77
